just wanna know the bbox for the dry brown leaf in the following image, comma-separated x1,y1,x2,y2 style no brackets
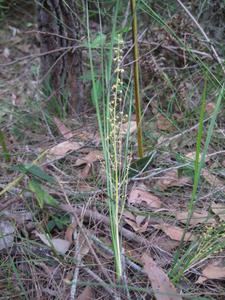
156,114,174,132
157,170,191,191
154,237,180,252
204,102,216,115
211,202,225,222
54,117,74,139
35,232,71,255
128,187,161,209
48,141,80,160
196,262,225,284
124,213,150,233
141,253,182,300
153,224,195,242
77,287,94,300
202,169,224,188
176,211,215,226
75,150,104,166
121,121,137,136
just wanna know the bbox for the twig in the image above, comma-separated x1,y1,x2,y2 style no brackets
25,30,79,42
0,46,82,67
38,48,71,85
132,162,190,181
121,247,131,300
176,0,225,76
70,242,81,300
157,115,212,147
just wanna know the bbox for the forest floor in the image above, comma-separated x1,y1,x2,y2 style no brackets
0,3,225,300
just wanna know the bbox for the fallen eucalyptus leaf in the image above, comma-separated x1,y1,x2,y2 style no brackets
48,141,80,160
141,253,182,300
176,211,215,226
128,187,161,209
75,150,104,166
153,223,195,242
197,262,225,284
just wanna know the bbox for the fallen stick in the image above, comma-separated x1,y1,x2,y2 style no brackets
59,204,150,247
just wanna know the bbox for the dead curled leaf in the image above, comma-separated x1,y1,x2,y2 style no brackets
196,261,225,284
75,150,104,166
128,186,161,209
153,223,195,242
141,253,182,300
156,170,191,191
176,211,215,226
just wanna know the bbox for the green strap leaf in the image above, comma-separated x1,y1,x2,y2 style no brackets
28,179,58,209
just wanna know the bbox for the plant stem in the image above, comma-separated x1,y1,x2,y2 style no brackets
130,0,143,158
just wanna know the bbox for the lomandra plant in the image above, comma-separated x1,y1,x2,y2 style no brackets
86,0,132,281
105,35,131,280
